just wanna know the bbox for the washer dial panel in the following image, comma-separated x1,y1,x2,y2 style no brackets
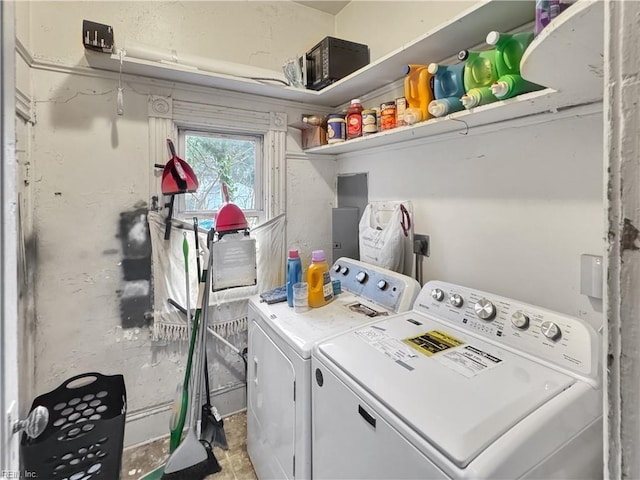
412,281,599,379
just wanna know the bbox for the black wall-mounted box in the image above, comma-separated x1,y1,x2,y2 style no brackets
83,20,114,53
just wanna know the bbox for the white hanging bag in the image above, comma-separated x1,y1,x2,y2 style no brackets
359,201,412,273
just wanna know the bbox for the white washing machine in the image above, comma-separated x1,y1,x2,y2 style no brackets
312,280,602,479
247,257,421,480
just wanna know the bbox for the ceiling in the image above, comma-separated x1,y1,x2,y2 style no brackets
293,1,351,15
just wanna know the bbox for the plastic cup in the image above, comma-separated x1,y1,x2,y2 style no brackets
293,282,309,313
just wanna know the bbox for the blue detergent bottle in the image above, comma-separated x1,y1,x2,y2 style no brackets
286,249,302,307
427,62,466,117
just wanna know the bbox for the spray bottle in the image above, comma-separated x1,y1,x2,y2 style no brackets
286,249,302,308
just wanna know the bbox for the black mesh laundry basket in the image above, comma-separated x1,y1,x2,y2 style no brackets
21,372,127,480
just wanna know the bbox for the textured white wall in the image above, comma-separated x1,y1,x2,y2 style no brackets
337,112,604,330
336,1,476,61
604,1,640,477
14,0,30,52
19,0,606,450
28,0,334,71
28,66,336,444
23,0,337,445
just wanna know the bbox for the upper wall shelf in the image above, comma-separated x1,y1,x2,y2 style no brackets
521,0,603,104
85,0,535,108
305,89,561,155
305,0,604,155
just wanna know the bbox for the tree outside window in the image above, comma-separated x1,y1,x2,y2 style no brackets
178,130,263,227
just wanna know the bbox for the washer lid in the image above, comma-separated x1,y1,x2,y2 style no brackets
316,312,575,468
250,294,393,359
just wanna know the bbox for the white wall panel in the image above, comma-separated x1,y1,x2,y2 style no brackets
336,1,476,62
29,1,334,72
337,112,604,329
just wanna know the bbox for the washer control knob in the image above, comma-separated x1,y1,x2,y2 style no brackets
541,321,561,341
511,311,530,329
474,298,496,320
333,264,342,273
355,271,368,284
449,293,464,308
377,280,388,290
341,267,349,275
431,288,445,302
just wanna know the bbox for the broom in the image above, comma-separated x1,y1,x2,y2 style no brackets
139,234,219,480
193,218,229,451
161,232,220,480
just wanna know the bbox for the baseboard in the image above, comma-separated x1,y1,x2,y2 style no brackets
123,383,246,448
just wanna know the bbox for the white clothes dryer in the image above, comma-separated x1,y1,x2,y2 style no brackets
247,258,420,480
312,280,602,479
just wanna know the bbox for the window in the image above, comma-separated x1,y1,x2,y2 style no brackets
147,96,286,225
177,129,264,228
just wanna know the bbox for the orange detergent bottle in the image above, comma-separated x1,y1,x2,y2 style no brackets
403,64,434,122
307,250,334,308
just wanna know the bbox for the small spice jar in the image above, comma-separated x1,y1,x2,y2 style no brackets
380,101,397,131
362,109,378,135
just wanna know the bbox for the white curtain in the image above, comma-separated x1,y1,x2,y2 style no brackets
148,211,285,341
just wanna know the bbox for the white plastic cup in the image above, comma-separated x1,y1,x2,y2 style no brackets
293,282,309,313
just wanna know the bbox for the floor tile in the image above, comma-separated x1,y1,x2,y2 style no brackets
121,411,255,480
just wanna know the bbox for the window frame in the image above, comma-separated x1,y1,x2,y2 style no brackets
147,95,287,224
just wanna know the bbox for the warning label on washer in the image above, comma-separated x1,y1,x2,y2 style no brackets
435,345,503,378
355,327,418,363
403,330,465,357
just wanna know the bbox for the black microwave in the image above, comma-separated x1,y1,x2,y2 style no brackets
300,36,370,91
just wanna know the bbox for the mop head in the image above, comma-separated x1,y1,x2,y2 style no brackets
160,440,221,480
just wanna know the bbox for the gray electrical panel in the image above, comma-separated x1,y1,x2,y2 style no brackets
332,207,360,262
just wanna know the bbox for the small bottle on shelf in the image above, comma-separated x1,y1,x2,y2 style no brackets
346,99,363,140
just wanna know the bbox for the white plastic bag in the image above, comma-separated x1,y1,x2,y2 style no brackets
359,201,412,273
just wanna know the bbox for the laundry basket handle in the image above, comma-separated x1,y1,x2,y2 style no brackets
61,372,103,390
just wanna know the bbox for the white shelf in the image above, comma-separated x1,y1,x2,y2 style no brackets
305,0,604,156
304,89,562,155
85,0,535,108
521,0,603,105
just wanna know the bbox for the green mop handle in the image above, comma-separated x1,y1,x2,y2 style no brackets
168,233,196,451
183,233,191,328
169,274,205,451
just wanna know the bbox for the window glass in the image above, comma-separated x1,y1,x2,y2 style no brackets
178,130,263,227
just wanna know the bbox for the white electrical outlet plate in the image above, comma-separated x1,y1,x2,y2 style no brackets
580,254,603,299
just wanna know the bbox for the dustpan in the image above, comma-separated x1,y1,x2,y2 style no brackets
162,139,199,195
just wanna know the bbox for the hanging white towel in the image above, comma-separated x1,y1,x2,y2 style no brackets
148,211,286,341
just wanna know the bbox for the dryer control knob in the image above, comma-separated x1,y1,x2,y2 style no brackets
541,321,562,341
450,293,464,308
474,298,496,320
355,271,368,284
377,280,388,290
511,311,530,329
333,264,342,273
341,267,350,275
431,288,445,302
